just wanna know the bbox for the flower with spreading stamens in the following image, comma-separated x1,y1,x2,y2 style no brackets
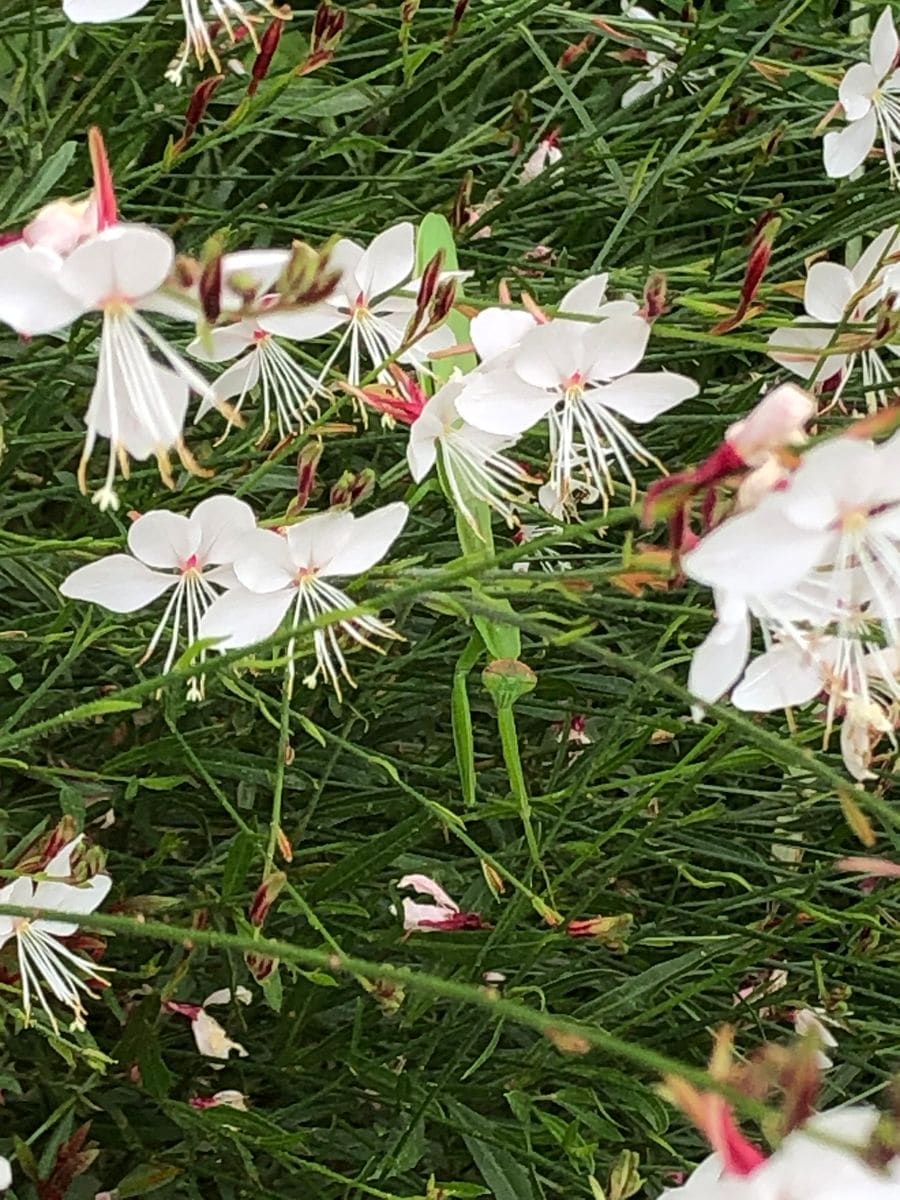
189,249,327,440
823,7,900,183
0,835,111,1033
258,223,455,386
767,226,900,408
457,313,698,509
62,0,291,86
407,377,532,529
199,502,409,697
60,495,257,697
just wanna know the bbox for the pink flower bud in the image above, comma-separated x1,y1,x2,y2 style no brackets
725,383,814,467
24,197,98,257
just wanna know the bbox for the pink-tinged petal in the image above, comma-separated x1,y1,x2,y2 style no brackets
257,303,346,340
354,222,415,299
234,530,297,593
766,322,846,382
320,501,409,578
60,225,174,307
398,873,459,910
191,495,258,565
870,7,899,80
852,225,900,292
60,555,176,612
190,1010,248,1059
456,372,554,435
188,321,258,363
683,500,829,596
128,511,199,569
407,411,441,482
559,273,610,316
804,262,855,324
731,644,825,712
199,585,294,650
589,371,698,422
688,614,751,705
196,353,261,419
221,248,291,306
0,243,86,334
781,439,879,529
823,109,877,178
514,321,582,389
284,511,354,574
838,62,878,118
582,314,651,380
471,308,536,363
63,0,151,17
401,899,455,930
33,875,112,937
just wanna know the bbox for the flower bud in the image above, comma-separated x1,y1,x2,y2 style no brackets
173,75,223,156
291,439,323,514
330,467,375,509
725,383,814,468
248,19,284,95
23,196,98,257
566,912,633,951
248,870,286,927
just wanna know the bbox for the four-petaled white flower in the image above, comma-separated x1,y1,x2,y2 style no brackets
199,502,409,697
258,223,455,385
62,0,287,86
60,495,257,696
824,7,900,182
458,312,697,509
0,836,112,1033
407,376,531,529
0,223,211,510
767,227,900,408
189,249,327,441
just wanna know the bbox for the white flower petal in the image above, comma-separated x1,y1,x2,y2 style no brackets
199,585,294,650
60,555,176,612
199,353,261,419
320,502,409,578
221,249,291,306
559,274,610,316
839,61,878,119
188,321,258,364
583,314,651,380
407,411,441,481
766,322,846,382
234,530,297,593
0,1153,10,1191
823,109,877,178
852,225,900,291
191,495,258,565
731,644,825,712
688,614,751,705
204,985,253,1006
60,225,174,308
870,7,899,80
456,372,553,435
44,836,84,880
514,321,582,389
191,1010,248,1059
257,303,346,340
86,356,189,459
470,308,536,363
398,873,459,911
589,371,698,422
401,899,454,930
354,222,415,299
804,262,855,324
780,439,880,529
621,74,659,108
128,511,199,569
33,875,111,939
0,243,86,335
283,511,354,574
64,0,151,17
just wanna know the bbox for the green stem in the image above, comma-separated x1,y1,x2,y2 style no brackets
497,702,539,864
265,670,294,872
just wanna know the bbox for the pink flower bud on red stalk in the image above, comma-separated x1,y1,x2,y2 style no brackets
175,75,223,155
712,210,781,335
248,19,284,95
88,127,117,230
641,271,668,321
248,870,286,927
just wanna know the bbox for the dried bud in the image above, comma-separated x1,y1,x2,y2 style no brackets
245,951,278,981
401,0,419,22
558,33,595,70
249,870,286,927
248,19,284,95
451,170,474,230
173,254,202,290
641,271,668,321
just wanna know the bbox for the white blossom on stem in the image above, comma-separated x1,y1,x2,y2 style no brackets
60,495,257,697
823,7,900,182
0,836,111,1033
199,502,409,697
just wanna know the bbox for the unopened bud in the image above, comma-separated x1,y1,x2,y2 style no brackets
330,467,375,509
245,951,278,981
248,19,284,96
725,383,814,467
249,870,286,926
24,196,98,257
642,271,667,321
449,0,469,36
174,75,223,157
401,0,419,22
451,170,474,231
558,33,595,69
292,439,322,512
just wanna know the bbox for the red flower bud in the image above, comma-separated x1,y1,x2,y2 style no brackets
248,19,284,96
248,870,286,927
174,75,224,155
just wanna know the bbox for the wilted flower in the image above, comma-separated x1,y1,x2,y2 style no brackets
190,1089,249,1111
165,1000,248,1060
518,133,562,184
0,835,112,1032
398,874,488,931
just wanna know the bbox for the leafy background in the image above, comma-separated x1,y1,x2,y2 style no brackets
1,0,899,1197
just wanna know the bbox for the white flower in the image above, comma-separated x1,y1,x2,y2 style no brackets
192,1009,248,1060
407,376,531,529
794,1008,839,1070
619,3,679,108
258,223,455,385
189,249,328,440
767,227,900,407
60,495,257,695
199,502,409,697
204,984,253,1007
62,0,286,86
397,874,487,932
824,7,900,182
0,1157,9,1191
0,223,212,510
0,835,112,1032
725,383,815,468
518,135,562,184
457,313,697,508
660,1107,900,1199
